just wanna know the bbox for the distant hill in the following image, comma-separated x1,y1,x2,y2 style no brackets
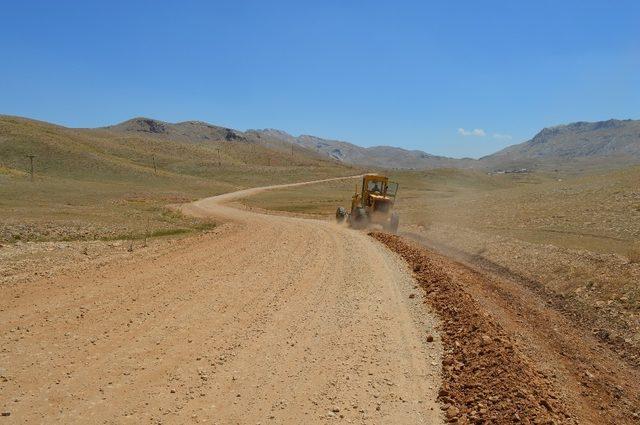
106,117,247,143
4,115,639,175
109,119,474,169
247,129,475,169
250,119,640,171
480,119,640,170
107,118,337,164
0,115,351,184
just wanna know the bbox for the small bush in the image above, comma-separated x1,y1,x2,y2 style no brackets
192,221,216,231
150,228,190,237
627,244,640,263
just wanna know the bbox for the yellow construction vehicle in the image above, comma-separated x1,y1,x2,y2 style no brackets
336,173,400,233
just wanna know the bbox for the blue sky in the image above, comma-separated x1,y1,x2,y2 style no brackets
1,1,638,158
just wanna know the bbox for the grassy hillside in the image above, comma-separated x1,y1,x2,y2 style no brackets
0,116,355,242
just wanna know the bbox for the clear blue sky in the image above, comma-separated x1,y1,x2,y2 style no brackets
1,1,638,158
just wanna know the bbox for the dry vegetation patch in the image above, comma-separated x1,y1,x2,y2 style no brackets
628,242,640,264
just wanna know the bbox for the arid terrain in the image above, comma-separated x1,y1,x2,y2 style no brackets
2,171,639,423
2,116,640,423
1,177,445,424
242,167,640,360
2,0,638,422
241,168,640,423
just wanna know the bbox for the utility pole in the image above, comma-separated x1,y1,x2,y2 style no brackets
217,147,221,166
152,154,157,174
291,142,294,158
26,154,35,181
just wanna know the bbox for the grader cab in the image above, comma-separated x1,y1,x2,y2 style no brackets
336,174,400,233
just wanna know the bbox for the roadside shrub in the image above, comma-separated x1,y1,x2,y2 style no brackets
627,243,640,263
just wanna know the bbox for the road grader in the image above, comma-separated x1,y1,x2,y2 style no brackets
336,173,400,233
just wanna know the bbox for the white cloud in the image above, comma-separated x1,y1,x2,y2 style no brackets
492,133,512,140
458,128,486,137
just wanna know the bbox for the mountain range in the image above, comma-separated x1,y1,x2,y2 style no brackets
2,115,638,176
480,119,640,170
106,117,640,171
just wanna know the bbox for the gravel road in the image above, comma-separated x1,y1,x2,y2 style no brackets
0,177,442,424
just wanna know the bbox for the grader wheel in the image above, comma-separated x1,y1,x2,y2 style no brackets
389,212,400,234
335,207,347,223
351,207,369,229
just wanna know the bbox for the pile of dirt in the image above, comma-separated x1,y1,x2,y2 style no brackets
371,232,575,424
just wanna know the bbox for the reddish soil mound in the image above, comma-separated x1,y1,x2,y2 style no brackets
371,232,575,424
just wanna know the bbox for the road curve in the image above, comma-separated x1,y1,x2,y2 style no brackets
1,177,442,424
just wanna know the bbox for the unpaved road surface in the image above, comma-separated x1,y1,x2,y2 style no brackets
0,177,442,424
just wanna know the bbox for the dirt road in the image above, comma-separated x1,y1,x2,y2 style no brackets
0,177,443,424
